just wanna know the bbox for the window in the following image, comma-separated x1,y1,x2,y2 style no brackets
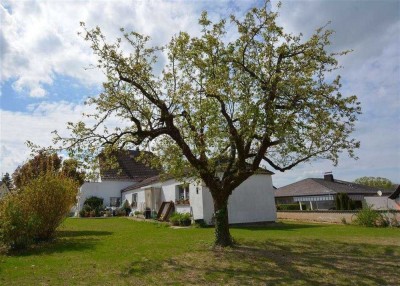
131,193,138,208
177,184,189,201
110,197,121,207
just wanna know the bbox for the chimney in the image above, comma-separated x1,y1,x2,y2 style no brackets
324,172,334,182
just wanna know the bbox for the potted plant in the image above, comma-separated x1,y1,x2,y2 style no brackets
169,213,181,226
180,213,191,226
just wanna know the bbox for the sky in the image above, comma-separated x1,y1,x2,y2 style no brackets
1,0,399,187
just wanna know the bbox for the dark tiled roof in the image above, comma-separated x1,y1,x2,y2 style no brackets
121,175,163,193
389,185,400,200
100,150,160,181
254,167,274,175
275,178,393,198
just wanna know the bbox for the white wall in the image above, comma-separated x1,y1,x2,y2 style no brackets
160,179,179,202
228,174,276,224
121,179,200,216
122,189,146,212
202,185,214,224
77,180,135,214
189,182,203,220
201,174,276,225
364,196,400,210
161,179,194,215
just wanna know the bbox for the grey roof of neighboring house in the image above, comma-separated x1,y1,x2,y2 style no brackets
389,185,400,200
99,150,160,181
275,178,393,198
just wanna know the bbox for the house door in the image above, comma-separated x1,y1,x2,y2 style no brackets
145,188,152,209
144,188,161,211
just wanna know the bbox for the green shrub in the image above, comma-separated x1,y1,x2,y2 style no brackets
0,173,78,249
115,208,126,217
79,209,86,217
335,193,355,210
21,174,78,240
79,204,92,217
83,196,104,211
354,205,383,227
122,200,131,215
180,213,191,226
194,219,208,228
169,212,181,226
81,197,104,217
169,212,192,226
276,203,306,210
0,194,40,249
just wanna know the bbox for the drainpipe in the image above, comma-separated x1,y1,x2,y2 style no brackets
299,201,303,210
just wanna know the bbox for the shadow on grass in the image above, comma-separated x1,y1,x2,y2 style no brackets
121,239,398,285
231,222,324,231
57,230,113,238
5,230,112,257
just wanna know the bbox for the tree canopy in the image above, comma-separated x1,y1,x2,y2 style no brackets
1,173,13,190
13,151,85,189
54,2,361,246
354,177,395,190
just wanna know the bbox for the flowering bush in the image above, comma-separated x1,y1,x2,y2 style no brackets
0,173,78,249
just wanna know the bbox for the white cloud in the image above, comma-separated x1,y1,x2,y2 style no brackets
0,101,91,174
1,0,259,97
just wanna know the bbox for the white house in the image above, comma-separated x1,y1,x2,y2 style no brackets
121,172,276,225
75,150,159,215
76,150,277,224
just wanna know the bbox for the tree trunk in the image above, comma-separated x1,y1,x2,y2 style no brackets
213,197,233,247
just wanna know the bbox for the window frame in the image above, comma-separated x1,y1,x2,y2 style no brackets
131,193,138,208
110,197,121,207
177,184,190,201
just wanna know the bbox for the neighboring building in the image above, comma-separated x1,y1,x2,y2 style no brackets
0,182,10,199
275,172,392,210
76,150,277,224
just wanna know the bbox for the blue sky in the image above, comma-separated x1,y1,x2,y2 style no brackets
1,0,399,187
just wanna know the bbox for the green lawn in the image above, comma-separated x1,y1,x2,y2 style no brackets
0,218,399,285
